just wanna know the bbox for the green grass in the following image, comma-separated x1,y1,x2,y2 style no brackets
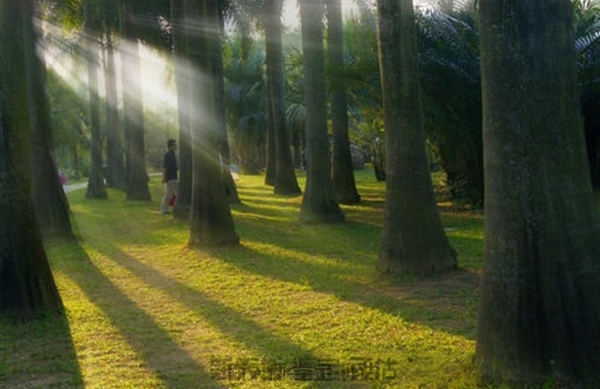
1,168,491,388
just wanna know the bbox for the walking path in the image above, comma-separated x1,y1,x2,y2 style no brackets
63,182,87,193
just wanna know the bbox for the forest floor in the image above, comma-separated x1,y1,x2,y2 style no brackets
0,168,500,388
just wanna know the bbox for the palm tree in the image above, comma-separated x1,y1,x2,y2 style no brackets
476,0,600,385
298,0,344,223
0,0,63,318
376,0,456,274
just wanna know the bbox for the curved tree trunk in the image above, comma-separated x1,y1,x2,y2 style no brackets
376,0,456,274
476,0,600,385
299,0,344,223
0,0,63,318
123,4,151,201
188,0,239,247
85,4,107,200
326,0,360,205
266,0,301,196
27,9,74,239
172,0,193,220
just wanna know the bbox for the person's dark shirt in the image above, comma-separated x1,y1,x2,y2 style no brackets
163,150,178,181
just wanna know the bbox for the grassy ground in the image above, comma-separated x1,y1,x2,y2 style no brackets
0,169,490,388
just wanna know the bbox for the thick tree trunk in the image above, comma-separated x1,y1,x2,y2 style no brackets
476,0,600,385
104,29,125,190
27,11,74,239
0,0,63,318
299,0,344,223
326,0,360,205
84,10,108,200
171,0,192,220
123,4,151,201
376,0,456,274
188,0,239,247
266,0,301,196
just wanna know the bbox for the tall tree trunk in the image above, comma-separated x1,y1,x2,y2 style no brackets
27,8,74,239
85,5,108,200
264,104,276,186
122,4,151,201
171,0,193,220
188,0,239,247
266,0,301,196
0,0,63,318
299,0,344,223
376,0,456,274
104,28,125,190
476,0,600,385
326,0,360,204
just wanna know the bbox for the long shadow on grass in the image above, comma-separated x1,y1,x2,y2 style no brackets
53,243,224,389
214,244,480,340
0,314,84,388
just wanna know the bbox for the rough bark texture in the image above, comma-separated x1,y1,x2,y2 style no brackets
376,0,456,274
172,0,192,220
326,0,360,205
266,0,301,196
123,4,151,201
188,0,239,247
476,0,600,385
299,0,344,223
0,0,63,318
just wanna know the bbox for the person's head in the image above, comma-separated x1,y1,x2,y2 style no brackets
167,139,177,151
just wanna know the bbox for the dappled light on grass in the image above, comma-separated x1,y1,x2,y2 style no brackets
0,169,490,388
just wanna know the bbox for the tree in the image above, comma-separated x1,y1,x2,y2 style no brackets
85,2,108,200
326,0,360,204
0,0,63,318
265,0,301,196
298,0,344,223
188,0,239,247
476,0,600,385
123,2,151,201
376,0,456,274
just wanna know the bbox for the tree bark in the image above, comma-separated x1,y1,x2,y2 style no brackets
476,0,600,385
376,0,456,274
188,0,239,247
326,0,360,205
123,3,151,201
299,0,344,223
0,0,63,318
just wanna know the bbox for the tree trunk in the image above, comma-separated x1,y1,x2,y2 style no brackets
0,0,63,318
376,0,456,274
123,4,151,201
85,7,108,200
298,0,344,223
104,28,125,190
266,0,301,196
476,0,600,385
171,0,193,220
27,9,74,239
188,0,239,247
326,0,360,205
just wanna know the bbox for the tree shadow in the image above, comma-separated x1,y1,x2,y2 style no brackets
0,313,84,388
53,243,225,389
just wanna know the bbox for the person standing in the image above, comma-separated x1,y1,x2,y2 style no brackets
160,139,178,214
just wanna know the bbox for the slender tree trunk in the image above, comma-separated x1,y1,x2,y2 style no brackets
299,0,344,223
264,103,276,186
188,0,239,247
104,28,125,190
266,0,301,196
476,0,600,385
85,6,107,200
326,0,360,204
0,0,63,318
122,4,151,201
376,0,456,274
27,8,74,238
172,0,193,220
